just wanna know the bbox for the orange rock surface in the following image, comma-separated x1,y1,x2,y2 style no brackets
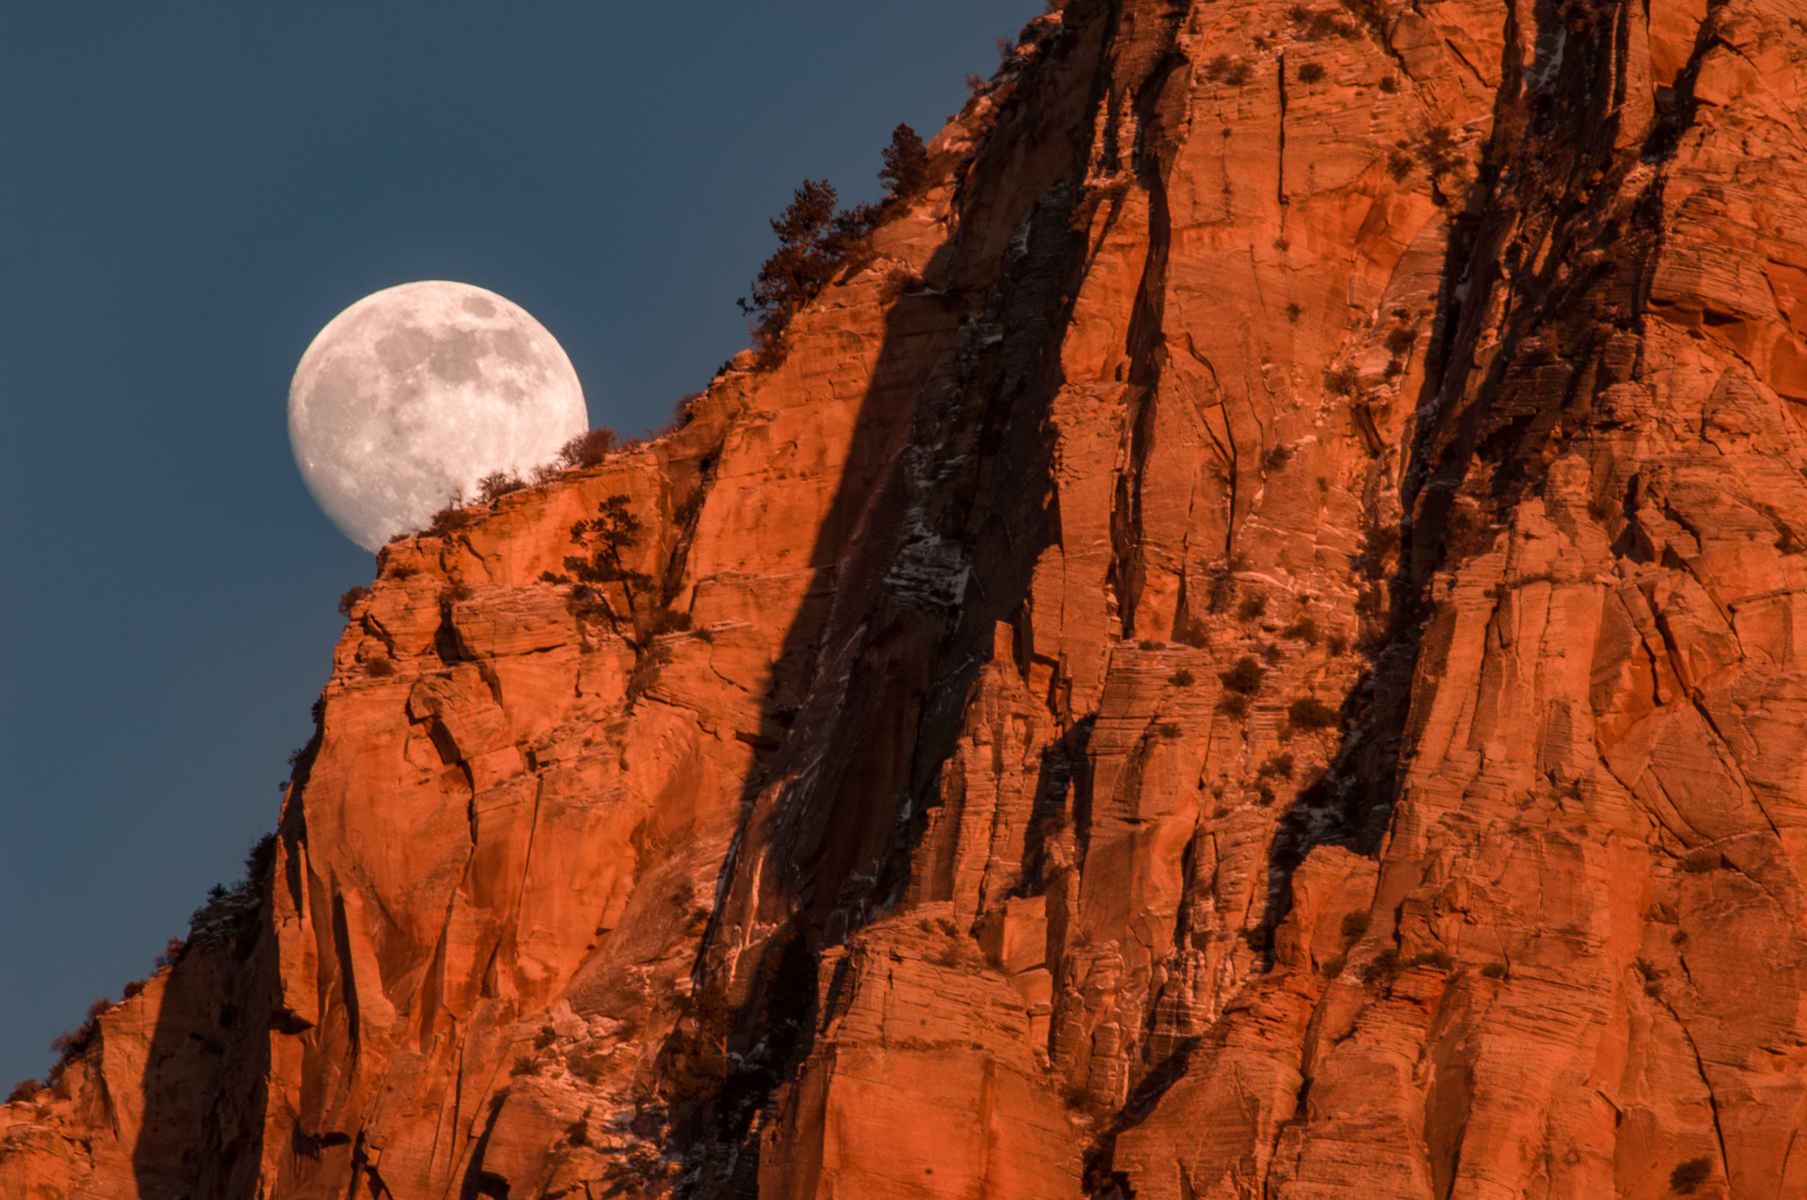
7,0,1807,1196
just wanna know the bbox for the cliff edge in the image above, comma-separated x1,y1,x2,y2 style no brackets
7,0,1807,1196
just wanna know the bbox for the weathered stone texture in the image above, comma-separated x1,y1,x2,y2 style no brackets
7,0,1807,1196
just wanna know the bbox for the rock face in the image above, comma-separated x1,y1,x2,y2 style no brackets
8,0,1807,1195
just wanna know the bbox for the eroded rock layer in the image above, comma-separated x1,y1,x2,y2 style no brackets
7,0,1807,1195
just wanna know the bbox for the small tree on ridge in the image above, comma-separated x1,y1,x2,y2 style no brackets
878,123,930,202
561,495,654,617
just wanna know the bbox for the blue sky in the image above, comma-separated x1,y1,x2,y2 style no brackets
0,0,1039,1089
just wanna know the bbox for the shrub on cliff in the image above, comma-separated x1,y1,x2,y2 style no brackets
877,122,930,202
245,832,278,890
1220,656,1265,695
738,124,933,365
1281,615,1320,644
426,490,479,537
477,471,526,504
1670,1158,1712,1195
153,936,187,970
544,495,661,633
1288,696,1340,729
739,180,878,362
557,427,618,470
45,999,111,1082
564,496,651,594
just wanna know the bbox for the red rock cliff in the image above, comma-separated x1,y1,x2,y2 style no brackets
8,0,1807,1195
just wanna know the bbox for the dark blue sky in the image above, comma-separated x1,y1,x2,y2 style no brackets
0,1,1038,1089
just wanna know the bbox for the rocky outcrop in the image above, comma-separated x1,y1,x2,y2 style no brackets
7,0,1807,1196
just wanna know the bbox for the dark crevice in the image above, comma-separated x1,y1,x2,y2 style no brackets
1256,0,1678,953
668,14,1114,1194
458,1095,510,1200
1277,50,1288,209
1018,716,1098,896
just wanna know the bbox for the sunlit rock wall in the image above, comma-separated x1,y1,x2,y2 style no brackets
6,0,1807,1197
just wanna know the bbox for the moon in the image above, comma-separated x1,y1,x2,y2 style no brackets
288,281,589,551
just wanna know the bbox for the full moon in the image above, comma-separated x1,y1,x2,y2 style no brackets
289,281,588,551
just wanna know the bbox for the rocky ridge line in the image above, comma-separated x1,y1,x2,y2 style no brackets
5,0,1807,1197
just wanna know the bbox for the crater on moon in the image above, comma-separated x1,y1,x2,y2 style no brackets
288,280,589,551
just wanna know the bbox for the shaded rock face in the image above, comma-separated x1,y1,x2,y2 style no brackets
8,0,1807,1195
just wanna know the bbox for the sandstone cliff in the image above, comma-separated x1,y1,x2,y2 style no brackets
7,0,1807,1196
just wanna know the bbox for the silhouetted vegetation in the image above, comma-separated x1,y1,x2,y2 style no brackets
738,124,931,364
1288,4,1359,38
1682,848,1726,874
7,1078,39,1104
558,427,618,469
1288,696,1340,729
1220,656,1266,695
564,495,652,599
1670,1158,1712,1194
1361,947,1401,984
541,494,674,637
1259,752,1295,779
1390,124,1464,185
652,392,704,440
338,585,370,617
1340,0,1387,31
1169,668,1195,687
39,995,115,1087
1409,947,1454,972
877,122,931,202
1296,62,1327,84
477,470,526,504
153,935,187,970
644,608,693,637
1204,556,1244,613
245,832,278,889
1282,615,1320,644
426,490,479,537
1202,55,1253,85
739,180,878,362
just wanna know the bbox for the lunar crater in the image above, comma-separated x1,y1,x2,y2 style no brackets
289,280,588,551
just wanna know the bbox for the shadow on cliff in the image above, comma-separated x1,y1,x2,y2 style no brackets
1249,123,1506,962
1254,0,1713,952
127,876,278,1199
130,730,310,1198
668,231,1086,1195
661,34,1112,1200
